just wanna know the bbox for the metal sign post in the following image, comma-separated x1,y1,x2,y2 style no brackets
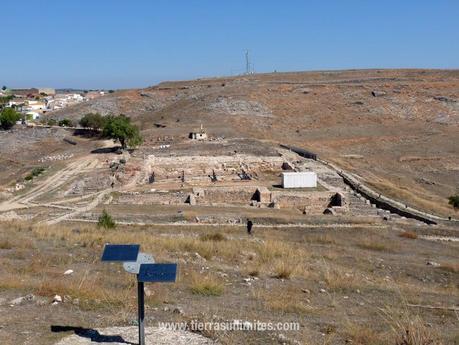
123,252,155,345
101,244,177,345
137,278,145,345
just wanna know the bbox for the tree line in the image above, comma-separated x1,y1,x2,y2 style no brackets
0,109,142,150
79,113,142,149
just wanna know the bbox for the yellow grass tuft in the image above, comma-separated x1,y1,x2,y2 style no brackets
399,231,418,240
189,273,224,296
0,239,13,249
272,259,298,279
357,238,389,252
343,322,385,345
382,307,444,345
199,232,226,242
255,286,317,315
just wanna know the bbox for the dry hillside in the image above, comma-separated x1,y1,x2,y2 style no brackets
51,69,459,217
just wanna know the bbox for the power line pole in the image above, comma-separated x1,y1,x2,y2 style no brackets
245,50,250,75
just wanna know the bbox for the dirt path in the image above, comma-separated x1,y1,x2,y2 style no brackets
0,157,100,212
46,189,112,225
67,217,387,229
0,156,116,225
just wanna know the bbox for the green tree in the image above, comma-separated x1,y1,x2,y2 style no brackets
47,118,57,126
98,209,116,229
449,195,459,210
58,118,74,127
0,108,21,130
79,112,106,130
0,95,13,108
102,114,143,149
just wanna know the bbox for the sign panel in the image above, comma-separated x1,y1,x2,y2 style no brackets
123,252,155,274
101,244,140,262
138,263,177,283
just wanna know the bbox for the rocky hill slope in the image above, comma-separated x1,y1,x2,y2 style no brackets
51,69,459,216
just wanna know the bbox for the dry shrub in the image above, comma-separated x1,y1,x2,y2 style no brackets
399,231,418,240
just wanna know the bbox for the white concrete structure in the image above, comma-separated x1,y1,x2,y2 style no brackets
25,100,46,111
189,124,208,140
282,172,317,188
25,111,40,120
190,132,207,140
7,100,25,107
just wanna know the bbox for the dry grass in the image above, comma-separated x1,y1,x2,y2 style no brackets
343,322,385,345
0,220,457,344
399,231,418,240
189,273,224,296
357,238,390,252
0,235,34,250
272,259,298,279
32,223,243,262
438,262,459,273
0,271,137,311
199,232,226,242
322,263,364,292
34,276,134,310
382,307,444,345
304,233,337,245
255,286,317,315
0,273,27,290
243,262,261,277
0,238,13,249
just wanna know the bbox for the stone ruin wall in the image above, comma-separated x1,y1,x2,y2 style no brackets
114,191,188,205
194,186,258,205
145,155,285,183
271,191,336,214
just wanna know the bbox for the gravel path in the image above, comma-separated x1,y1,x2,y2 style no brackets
54,326,217,345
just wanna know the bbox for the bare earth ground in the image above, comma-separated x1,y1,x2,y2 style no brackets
0,69,458,344
0,221,458,345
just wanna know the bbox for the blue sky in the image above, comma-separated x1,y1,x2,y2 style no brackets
1,0,458,89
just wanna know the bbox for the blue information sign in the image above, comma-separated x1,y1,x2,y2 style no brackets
138,263,177,283
101,244,140,262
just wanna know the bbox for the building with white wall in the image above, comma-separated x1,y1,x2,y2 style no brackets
282,172,317,188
